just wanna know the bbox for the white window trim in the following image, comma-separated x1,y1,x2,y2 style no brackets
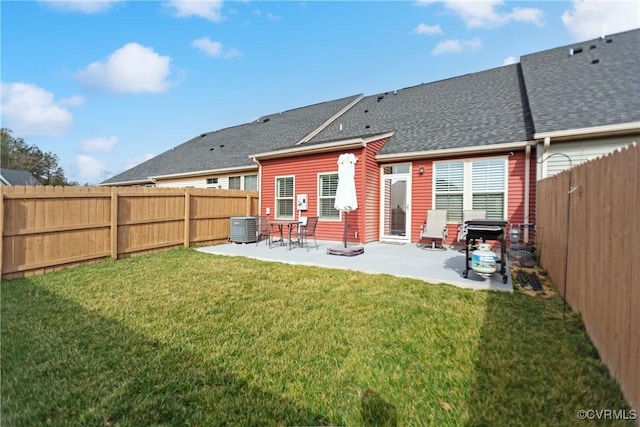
432,156,508,223
317,171,342,222
275,175,295,220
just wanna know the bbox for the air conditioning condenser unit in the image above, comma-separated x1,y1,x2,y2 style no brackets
230,216,258,243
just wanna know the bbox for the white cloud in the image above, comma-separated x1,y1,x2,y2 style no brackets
510,7,544,25
192,37,242,59
412,23,444,35
80,136,117,153
502,56,518,66
562,0,640,41
39,0,122,13
0,82,76,137
75,43,172,94
165,0,224,23
418,0,544,28
432,38,483,55
59,95,85,107
76,155,106,182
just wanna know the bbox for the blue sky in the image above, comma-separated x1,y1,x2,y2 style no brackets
1,0,639,184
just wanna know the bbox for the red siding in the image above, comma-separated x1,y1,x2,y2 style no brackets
361,138,389,242
261,145,534,245
260,138,389,244
411,159,434,242
408,149,533,244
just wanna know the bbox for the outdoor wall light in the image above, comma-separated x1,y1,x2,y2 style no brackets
418,166,425,175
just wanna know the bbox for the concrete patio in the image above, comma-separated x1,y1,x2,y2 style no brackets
197,239,512,292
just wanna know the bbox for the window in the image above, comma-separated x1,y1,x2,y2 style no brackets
471,159,506,220
228,176,241,190
275,176,294,219
244,175,258,191
318,173,340,220
206,177,218,185
434,162,464,222
434,158,506,222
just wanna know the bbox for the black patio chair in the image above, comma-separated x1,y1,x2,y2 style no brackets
297,216,319,251
256,215,272,247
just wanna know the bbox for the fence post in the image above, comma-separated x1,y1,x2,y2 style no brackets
246,194,252,217
0,189,4,278
184,189,191,247
110,188,118,259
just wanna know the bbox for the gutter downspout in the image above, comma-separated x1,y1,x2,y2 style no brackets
542,136,551,178
524,144,531,243
251,157,263,216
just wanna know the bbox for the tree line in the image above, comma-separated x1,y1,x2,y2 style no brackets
1,128,78,186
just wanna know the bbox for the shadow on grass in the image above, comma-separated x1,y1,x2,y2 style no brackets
466,289,633,426
361,388,398,427
1,283,335,426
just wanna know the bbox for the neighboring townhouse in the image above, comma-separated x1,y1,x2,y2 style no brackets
520,29,640,178
0,168,41,186
102,29,640,246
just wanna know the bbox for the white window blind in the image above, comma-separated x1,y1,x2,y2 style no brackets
228,176,241,190
244,175,257,191
471,159,505,219
319,173,339,220
276,176,294,219
433,158,507,222
434,161,464,222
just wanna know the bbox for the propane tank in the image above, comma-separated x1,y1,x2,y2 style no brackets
471,243,497,276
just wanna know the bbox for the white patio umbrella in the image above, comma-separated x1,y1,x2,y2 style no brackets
334,153,358,248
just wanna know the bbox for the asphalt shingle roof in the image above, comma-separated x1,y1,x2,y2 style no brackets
103,95,362,184
520,28,640,134
306,64,533,155
0,168,41,186
104,28,639,185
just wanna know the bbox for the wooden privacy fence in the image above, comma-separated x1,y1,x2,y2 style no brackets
537,143,639,412
1,186,259,280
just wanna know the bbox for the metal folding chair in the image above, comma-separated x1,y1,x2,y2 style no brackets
418,209,448,250
297,216,319,251
256,215,272,247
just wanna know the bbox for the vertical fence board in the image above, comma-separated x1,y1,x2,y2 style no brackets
537,143,639,412
0,190,3,277
111,189,118,259
1,187,258,277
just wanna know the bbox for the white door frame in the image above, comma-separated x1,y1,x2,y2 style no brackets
379,164,412,242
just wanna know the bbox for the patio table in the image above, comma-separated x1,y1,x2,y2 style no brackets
268,220,302,250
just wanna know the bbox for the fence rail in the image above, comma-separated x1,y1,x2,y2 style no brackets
537,143,639,413
1,186,259,280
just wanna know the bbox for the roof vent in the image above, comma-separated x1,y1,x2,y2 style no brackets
364,109,369,113
573,47,583,54
590,45,596,49
606,38,613,43
209,148,214,151
339,123,343,132
200,133,206,137
377,95,384,102
591,59,600,64
220,144,225,148
263,117,270,123
365,125,371,129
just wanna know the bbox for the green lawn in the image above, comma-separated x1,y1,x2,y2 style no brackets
1,248,632,426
